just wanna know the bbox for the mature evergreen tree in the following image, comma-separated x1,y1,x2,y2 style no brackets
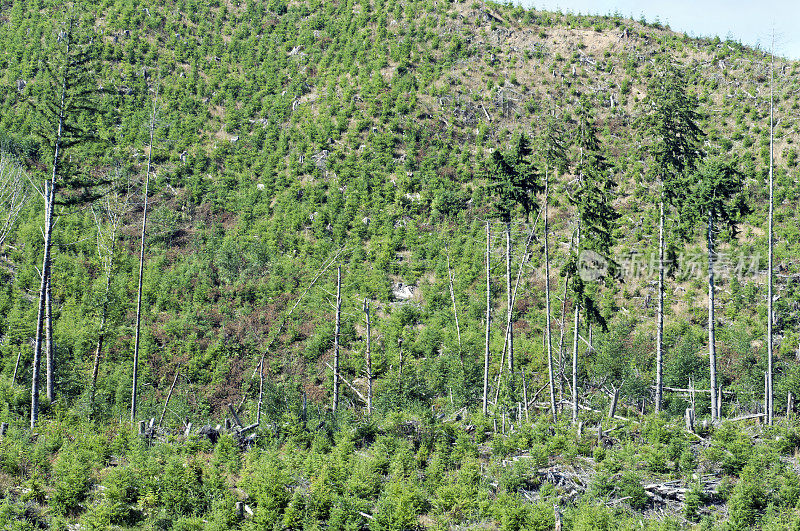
640,57,704,413
564,97,619,423
683,157,750,421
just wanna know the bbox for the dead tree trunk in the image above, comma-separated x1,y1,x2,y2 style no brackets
572,303,580,424
608,387,619,419
131,81,159,423
505,222,514,400
256,358,264,424
766,37,775,425
483,221,491,414
90,196,124,408
446,252,462,354
332,265,341,412
32,133,60,429
544,176,556,421
158,370,180,427
708,210,718,421
571,225,581,424
45,274,54,403
364,298,373,415
656,197,664,413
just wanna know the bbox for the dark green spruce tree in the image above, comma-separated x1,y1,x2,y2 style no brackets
640,57,704,413
564,97,619,423
683,157,750,421
486,133,541,410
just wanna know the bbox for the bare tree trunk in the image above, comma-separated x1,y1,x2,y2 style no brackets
544,174,556,421
32,147,60,429
45,273,54,403
767,37,775,425
90,272,111,404
557,227,577,405
708,210,717,421
256,358,264,424
332,265,341,412
131,82,159,423
505,222,514,401
608,387,619,419
557,274,568,403
12,348,23,385
91,229,116,407
483,221,491,414
572,303,580,424
656,197,664,413
446,252,462,354
572,225,581,424
0,157,27,250
158,370,180,427
364,298,373,415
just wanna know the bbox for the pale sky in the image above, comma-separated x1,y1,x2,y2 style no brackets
518,0,800,60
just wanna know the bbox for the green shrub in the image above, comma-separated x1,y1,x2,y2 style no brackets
52,443,94,515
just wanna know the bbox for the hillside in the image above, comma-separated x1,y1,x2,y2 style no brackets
1,0,800,528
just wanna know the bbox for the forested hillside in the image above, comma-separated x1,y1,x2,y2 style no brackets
1,0,800,528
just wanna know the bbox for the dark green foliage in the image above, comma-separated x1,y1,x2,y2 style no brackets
486,132,541,222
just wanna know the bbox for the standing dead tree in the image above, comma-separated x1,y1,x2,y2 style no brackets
364,298,373,415
332,266,342,412
28,17,109,427
131,75,160,423
90,180,129,410
0,155,27,251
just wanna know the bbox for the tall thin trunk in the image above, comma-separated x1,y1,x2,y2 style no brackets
708,210,718,421
557,227,577,403
572,302,580,424
256,358,264,424
364,298,373,415
545,173,556,421
332,265,341,412
32,78,64,428
656,196,665,413
131,82,159,423
45,273,54,402
482,221,491,414
91,239,115,406
572,224,581,424
557,273,569,401
158,370,180,427
91,276,110,400
505,222,514,400
767,37,775,425
446,252,462,354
